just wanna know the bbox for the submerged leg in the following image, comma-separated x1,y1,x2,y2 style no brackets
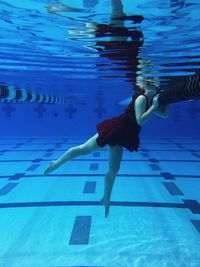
44,133,101,175
101,145,123,217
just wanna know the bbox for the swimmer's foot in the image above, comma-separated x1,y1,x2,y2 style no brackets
44,160,59,175
100,197,110,218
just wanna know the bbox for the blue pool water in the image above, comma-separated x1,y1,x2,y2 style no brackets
0,1,200,267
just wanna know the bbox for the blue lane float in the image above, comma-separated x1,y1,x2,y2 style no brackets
158,73,200,105
0,84,72,104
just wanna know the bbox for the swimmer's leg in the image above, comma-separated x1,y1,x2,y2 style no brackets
101,145,123,218
44,133,101,175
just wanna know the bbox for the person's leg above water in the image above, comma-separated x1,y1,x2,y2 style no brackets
101,145,123,217
44,133,101,175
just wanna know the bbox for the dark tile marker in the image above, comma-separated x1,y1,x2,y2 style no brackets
149,158,159,163
0,183,18,195
191,220,200,234
183,199,200,214
93,152,100,157
9,173,25,180
83,182,96,194
163,182,184,196
89,163,99,170
149,164,161,171
69,216,92,245
160,172,175,180
32,158,43,163
26,164,40,171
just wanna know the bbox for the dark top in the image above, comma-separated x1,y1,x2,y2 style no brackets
96,93,150,152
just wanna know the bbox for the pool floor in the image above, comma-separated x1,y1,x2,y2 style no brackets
0,137,200,267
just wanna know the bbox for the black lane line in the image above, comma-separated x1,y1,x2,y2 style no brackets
0,199,199,214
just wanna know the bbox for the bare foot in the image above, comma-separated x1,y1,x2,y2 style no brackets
100,197,110,218
44,160,59,175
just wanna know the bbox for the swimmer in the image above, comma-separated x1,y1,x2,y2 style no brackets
44,80,169,218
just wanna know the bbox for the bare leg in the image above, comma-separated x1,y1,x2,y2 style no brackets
101,145,123,217
44,133,101,175
111,0,125,19
110,0,127,42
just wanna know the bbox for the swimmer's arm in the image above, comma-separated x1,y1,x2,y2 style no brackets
154,105,169,119
134,95,157,126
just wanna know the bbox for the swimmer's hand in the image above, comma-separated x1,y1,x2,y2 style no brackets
152,94,160,110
